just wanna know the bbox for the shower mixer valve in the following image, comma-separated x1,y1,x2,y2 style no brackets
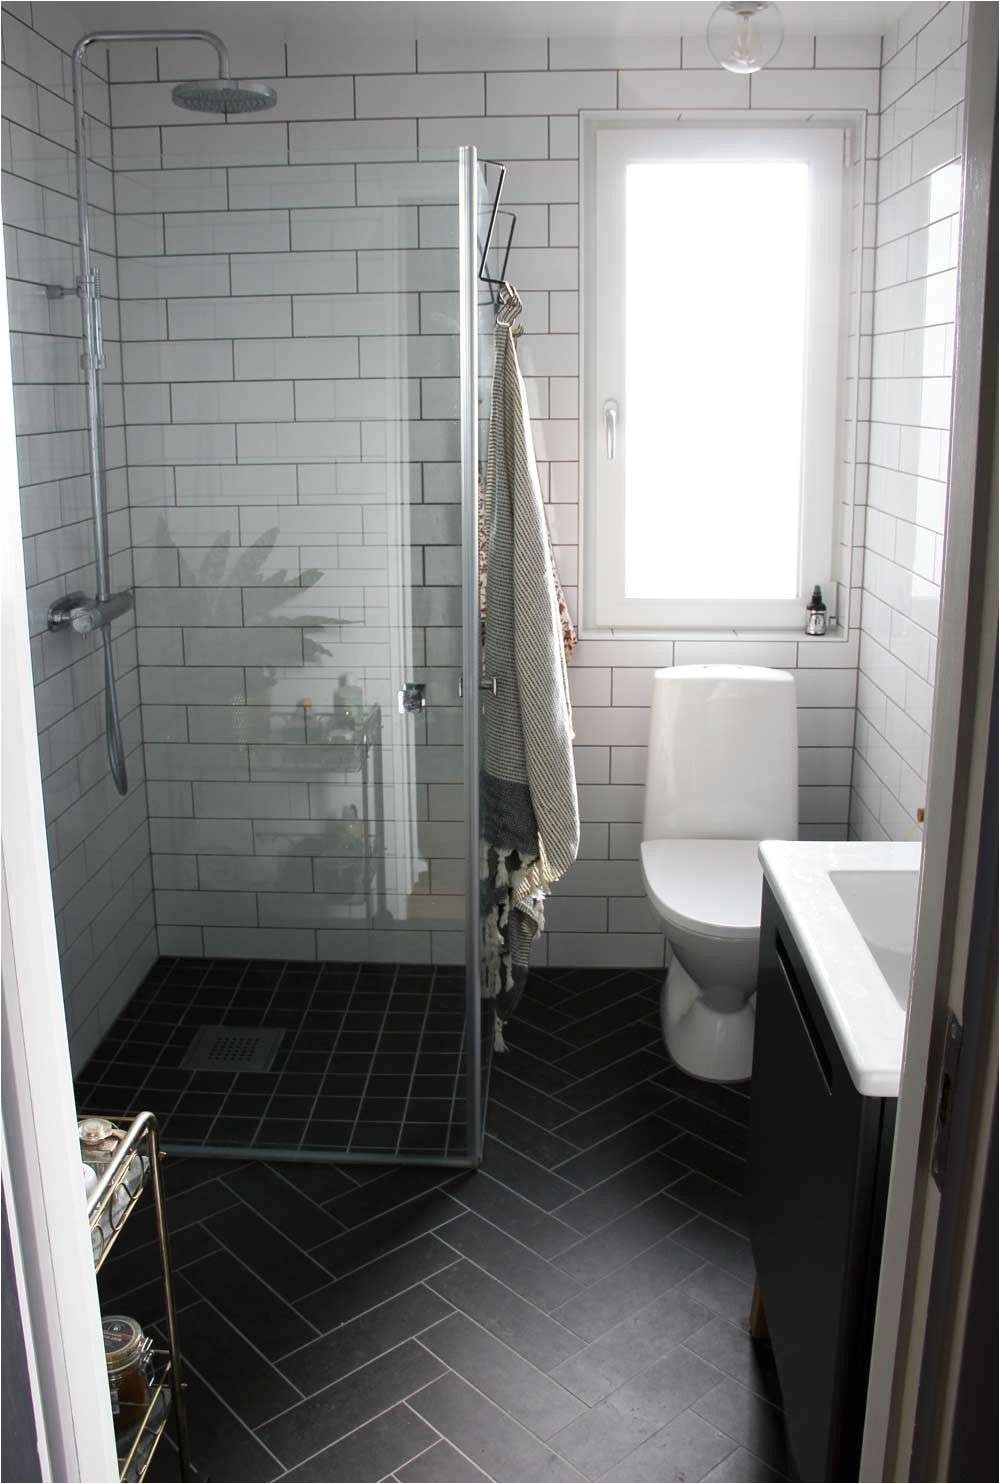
48,590,133,636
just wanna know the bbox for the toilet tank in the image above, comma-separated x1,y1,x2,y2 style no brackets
643,665,798,841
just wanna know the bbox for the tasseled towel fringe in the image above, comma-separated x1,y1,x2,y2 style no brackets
481,839,548,1050
480,840,514,1002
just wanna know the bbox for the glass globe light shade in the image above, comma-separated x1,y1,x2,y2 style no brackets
707,1,784,73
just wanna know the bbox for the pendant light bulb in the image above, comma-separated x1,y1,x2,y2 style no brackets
707,1,784,74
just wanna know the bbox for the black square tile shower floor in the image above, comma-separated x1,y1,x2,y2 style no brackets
92,965,793,1484
76,957,480,1159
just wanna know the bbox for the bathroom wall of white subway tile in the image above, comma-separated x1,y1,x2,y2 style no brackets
2,0,155,1068
3,3,905,1034
96,13,881,976
850,1,966,842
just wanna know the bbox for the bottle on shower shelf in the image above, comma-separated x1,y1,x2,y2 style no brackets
805,585,828,636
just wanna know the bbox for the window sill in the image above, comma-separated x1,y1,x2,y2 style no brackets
578,625,850,644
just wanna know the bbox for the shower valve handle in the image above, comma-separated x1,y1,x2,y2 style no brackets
48,590,133,636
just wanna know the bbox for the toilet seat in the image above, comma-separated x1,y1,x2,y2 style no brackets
640,839,765,941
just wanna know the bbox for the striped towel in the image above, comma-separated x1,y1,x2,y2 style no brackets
480,322,580,1043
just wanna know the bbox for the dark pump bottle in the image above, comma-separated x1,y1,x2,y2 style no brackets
805,585,828,636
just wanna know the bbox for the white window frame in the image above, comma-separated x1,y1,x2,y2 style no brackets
582,114,858,635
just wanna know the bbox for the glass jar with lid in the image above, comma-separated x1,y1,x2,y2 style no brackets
79,1118,146,1233
103,1314,155,1446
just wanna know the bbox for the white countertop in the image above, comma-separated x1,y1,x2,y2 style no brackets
758,840,923,1098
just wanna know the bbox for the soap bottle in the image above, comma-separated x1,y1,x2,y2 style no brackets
805,585,828,636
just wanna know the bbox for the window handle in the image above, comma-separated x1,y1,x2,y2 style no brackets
604,399,618,460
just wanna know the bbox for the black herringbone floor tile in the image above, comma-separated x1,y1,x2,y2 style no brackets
692,1377,795,1477
258,1341,445,1471
481,1135,583,1209
488,1100,582,1167
552,1148,687,1235
101,964,790,1483
419,1310,587,1439
221,1162,346,1248
174,1300,301,1430
300,1234,460,1331
450,1169,582,1256
556,1049,667,1113
672,1213,757,1286
550,1284,712,1405
607,1408,737,1482
671,1169,750,1237
182,1248,317,1359
408,1370,584,1482
669,1131,747,1195
429,1258,585,1371
554,1085,671,1151
549,1346,723,1480
283,1402,436,1482
311,1188,466,1276
550,1236,706,1344
204,1204,332,1302
438,1210,583,1310
395,1435,490,1481
279,1284,451,1389
553,1190,693,1286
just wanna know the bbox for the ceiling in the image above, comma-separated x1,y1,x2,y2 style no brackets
64,0,909,42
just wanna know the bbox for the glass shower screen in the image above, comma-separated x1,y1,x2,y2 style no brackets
75,148,485,1168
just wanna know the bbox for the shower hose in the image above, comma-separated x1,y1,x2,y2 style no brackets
102,624,128,795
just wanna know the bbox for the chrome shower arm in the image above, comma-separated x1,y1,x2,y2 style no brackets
72,28,232,78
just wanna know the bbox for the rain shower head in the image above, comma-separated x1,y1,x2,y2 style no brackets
171,77,277,113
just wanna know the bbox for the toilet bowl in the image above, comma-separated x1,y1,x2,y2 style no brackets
641,666,798,1082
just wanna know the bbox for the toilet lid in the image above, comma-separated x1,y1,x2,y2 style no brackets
640,839,766,941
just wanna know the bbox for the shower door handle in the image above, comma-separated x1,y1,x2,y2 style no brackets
603,400,618,460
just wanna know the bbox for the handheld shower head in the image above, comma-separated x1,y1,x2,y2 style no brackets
171,77,277,113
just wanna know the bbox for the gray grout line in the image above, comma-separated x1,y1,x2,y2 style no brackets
212,1168,342,1274
424,1246,586,1348
409,1339,585,1478
258,1343,451,1460
275,1269,460,1366
181,1281,312,1403
187,1217,325,1338
153,1325,290,1476
420,1300,586,1404
402,1413,500,1483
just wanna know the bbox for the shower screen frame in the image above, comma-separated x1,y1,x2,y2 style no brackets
161,147,484,1172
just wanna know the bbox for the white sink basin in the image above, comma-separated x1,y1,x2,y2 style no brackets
759,841,923,1096
829,869,920,1010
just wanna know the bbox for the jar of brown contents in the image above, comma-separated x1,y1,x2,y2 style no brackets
102,1315,154,1444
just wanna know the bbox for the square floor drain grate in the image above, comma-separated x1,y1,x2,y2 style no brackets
181,1025,283,1074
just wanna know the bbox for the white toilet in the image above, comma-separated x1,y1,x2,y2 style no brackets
640,665,798,1083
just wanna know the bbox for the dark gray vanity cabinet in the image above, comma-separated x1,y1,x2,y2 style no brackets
748,885,896,1483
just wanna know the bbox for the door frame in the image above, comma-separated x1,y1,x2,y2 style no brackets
0,230,120,1480
860,8,999,1477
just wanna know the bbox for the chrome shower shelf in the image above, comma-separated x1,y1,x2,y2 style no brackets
87,1111,192,1482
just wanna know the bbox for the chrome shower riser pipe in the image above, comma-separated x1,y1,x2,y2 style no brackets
68,30,232,796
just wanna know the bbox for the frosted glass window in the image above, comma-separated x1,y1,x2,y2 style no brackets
625,161,808,601
584,122,849,632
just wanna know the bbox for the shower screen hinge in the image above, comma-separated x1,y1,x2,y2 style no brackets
457,676,498,699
